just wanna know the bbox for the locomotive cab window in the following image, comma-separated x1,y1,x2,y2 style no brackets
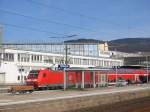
29,70,39,78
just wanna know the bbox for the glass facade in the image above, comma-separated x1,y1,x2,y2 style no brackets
3,43,99,57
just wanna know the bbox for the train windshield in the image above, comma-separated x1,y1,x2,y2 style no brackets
28,70,40,78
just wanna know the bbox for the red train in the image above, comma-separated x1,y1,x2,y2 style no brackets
26,65,150,89
26,68,94,89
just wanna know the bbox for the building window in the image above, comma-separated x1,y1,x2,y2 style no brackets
43,56,53,63
19,68,24,72
40,55,42,61
83,59,89,65
31,55,34,61
55,57,62,64
31,55,42,62
74,58,81,65
37,56,40,61
18,53,30,62
18,54,20,61
68,58,73,64
3,53,14,61
34,55,36,61
18,76,20,80
24,76,27,80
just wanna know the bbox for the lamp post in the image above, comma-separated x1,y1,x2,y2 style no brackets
115,65,118,85
146,56,149,84
0,26,3,67
0,48,4,67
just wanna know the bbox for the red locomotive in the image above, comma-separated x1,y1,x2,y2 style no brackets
26,65,150,89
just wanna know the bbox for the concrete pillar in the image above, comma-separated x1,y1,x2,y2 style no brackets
81,70,85,89
64,70,67,90
41,55,44,63
29,54,32,63
14,53,18,63
75,73,78,88
98,72,101,86
72,58,75,65
134,74,137,82
29,66,32,70
53,57,55,64
102,60,104,67
93,71,96,88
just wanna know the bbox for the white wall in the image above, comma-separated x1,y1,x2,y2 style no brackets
0,63,20,84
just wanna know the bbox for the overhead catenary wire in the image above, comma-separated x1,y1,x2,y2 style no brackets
0,1,147,40
26,0,123,27
0,9,131,37
0,22,67,36
0,9,98,32
26,0,143,37
26,0,149,37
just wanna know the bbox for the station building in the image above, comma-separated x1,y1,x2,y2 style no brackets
0,42,123,84
123,53,150,66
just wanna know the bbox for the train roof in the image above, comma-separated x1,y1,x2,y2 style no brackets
66,66,150,74
67,67,110,71
119,65,145,69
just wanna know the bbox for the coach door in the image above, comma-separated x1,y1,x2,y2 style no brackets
99,74,107,87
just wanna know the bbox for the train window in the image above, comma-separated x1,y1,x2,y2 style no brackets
90,72,93,80
43,73,46,78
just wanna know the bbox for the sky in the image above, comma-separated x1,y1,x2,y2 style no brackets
0,0,150,42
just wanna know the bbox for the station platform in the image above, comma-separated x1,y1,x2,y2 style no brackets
0,84,150,106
